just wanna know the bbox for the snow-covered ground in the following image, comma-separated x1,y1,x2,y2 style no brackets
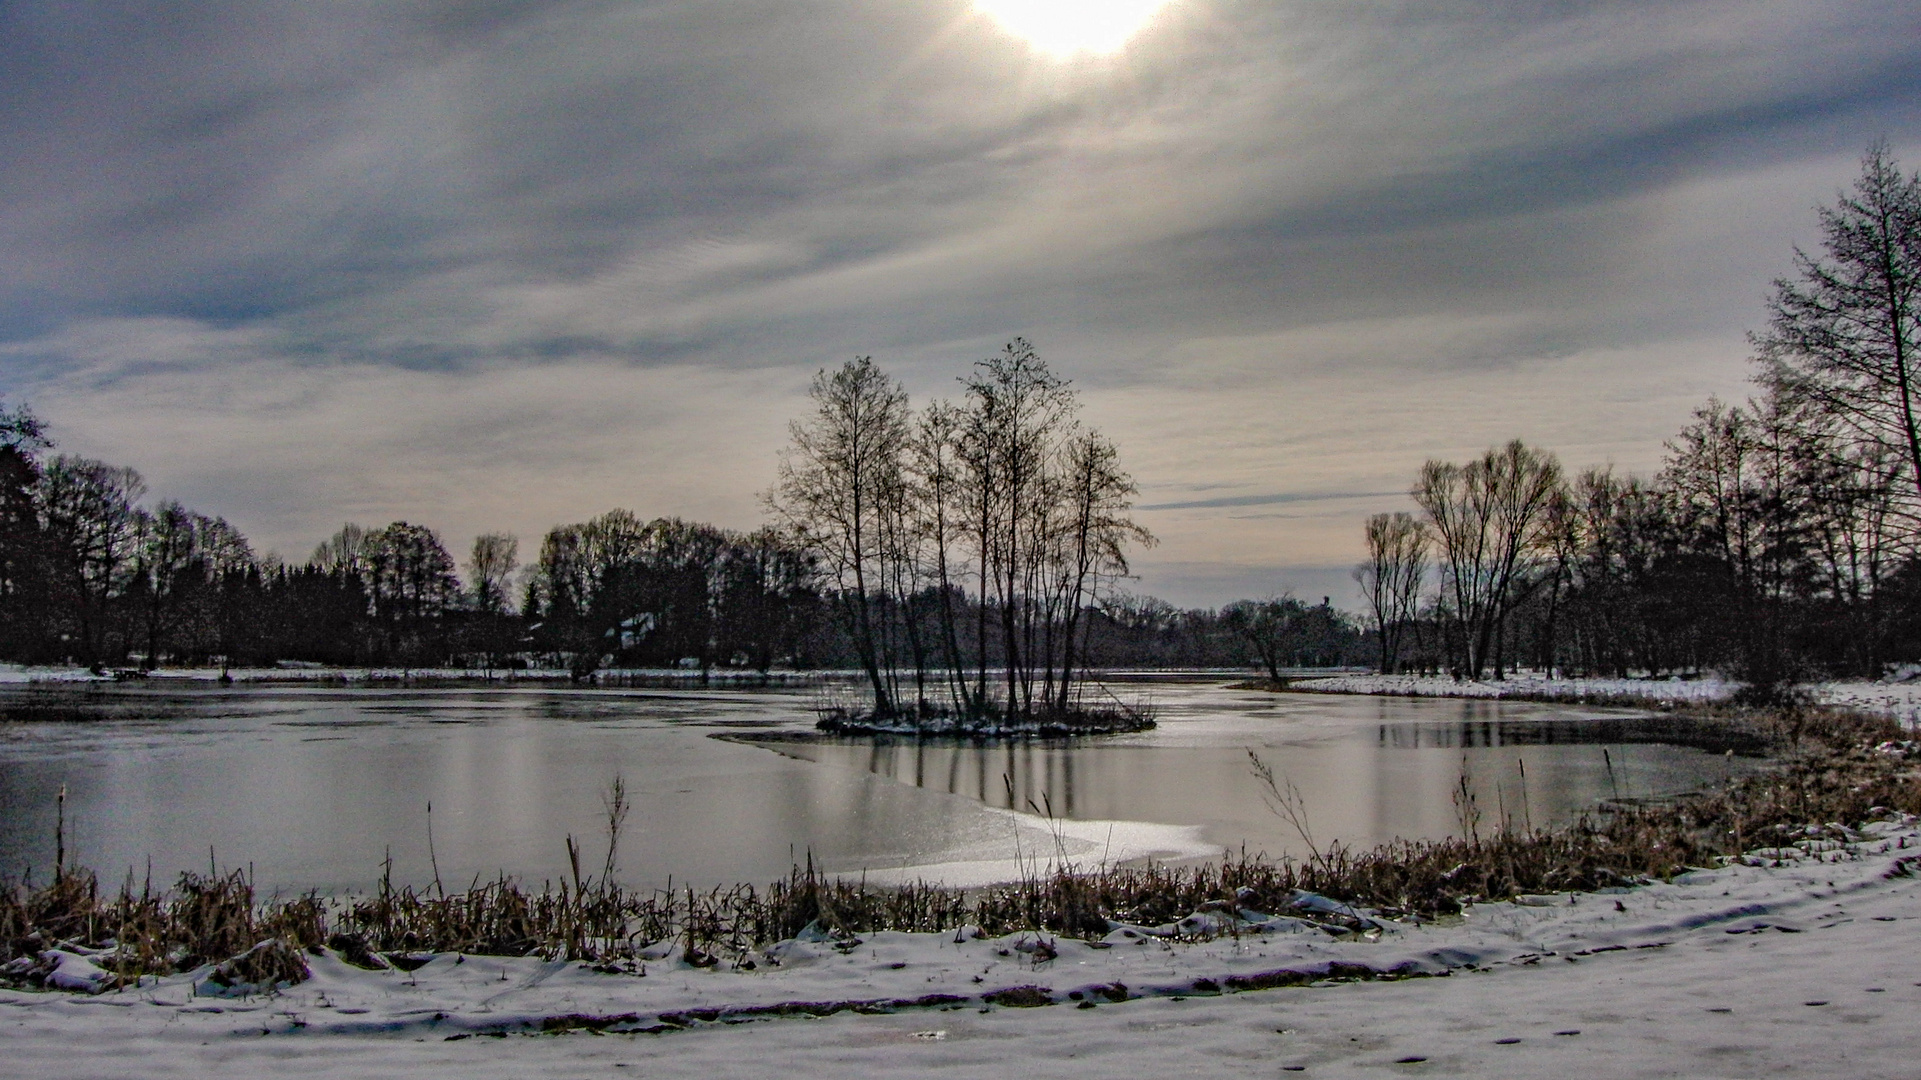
1293,672,1921,726
1819,681,1921,726
7,818,1920,1078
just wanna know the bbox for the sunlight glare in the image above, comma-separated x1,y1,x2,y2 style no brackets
973,0,1171,57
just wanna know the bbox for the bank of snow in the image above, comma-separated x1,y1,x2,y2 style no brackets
6,818,1921,1078
1291,672,1921,726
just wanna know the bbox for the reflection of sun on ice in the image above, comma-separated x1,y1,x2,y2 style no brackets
973,0,1171,56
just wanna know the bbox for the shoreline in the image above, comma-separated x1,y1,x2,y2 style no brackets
1242,672,1921,726
5,813,1919,1077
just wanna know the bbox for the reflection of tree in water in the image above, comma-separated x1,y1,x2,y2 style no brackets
856,737,1084,819
1375,716,1766,754
801,711,1759,856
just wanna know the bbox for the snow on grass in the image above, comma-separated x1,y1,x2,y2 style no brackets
5,818,1920,1077
1290,672,1737,704
0,664,111,684
1816,681,1921,727
1293,672,1921,726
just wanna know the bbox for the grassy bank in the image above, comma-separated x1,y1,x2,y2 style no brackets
4,706,1916,992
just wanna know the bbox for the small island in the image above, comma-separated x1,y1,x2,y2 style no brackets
814,701,1155,738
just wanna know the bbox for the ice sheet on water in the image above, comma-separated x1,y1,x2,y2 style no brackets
854,806,1218,889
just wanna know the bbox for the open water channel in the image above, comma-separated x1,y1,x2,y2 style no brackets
0,680,1762,894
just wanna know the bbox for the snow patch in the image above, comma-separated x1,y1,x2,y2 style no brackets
1293,673,1921,726
855,807,1218,889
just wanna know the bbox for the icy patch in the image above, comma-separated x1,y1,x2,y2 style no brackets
855,807,1218,889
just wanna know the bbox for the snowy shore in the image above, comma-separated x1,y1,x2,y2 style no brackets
1290,672,1921,727
7,817,1921,1078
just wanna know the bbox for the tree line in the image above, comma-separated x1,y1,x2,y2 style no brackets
0,370,1359,676
1357,143,1921,690
0,408,831,673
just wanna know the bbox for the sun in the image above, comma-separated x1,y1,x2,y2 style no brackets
973,0,1172,57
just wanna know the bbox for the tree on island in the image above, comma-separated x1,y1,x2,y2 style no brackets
767,356,910,713
770,341,1153,729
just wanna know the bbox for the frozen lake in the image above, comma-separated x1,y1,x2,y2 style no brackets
0,680,1761,894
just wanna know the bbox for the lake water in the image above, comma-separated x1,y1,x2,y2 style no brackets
0,681,1760,894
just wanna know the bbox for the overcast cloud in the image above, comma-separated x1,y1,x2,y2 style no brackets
2,0,1918,605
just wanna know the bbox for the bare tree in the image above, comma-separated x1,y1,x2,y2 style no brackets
1483,441,1565,677
961,339,1077,717
1412,440,1562,679
767,357,911,715
910,400,974,712
1661,394,1813,687
1758,142,1921,520
466,533,519,614
311,523,372,578
132,502,254,667
0,403,49,657
39,456,147,667
361,523,459,667
1355,511,1428,674
1222,597,1298,682
1660,398,1804,604
1050,428,1152,711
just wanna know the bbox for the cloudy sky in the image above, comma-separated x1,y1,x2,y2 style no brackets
2,0,1917,606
